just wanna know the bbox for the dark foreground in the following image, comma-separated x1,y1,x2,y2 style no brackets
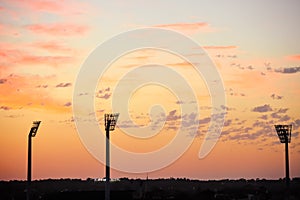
1,178,299,200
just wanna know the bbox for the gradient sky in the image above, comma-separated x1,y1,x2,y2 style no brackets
0,0,300,181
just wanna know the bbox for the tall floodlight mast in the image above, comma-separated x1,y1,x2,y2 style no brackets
274,124,292,189
104,113,119,200
27,121,41,200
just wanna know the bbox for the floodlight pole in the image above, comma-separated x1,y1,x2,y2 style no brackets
27,121,41,200
284,134,290,188
27,133,32,183
105,119,111,200
104,113,119,200
274,124,292,190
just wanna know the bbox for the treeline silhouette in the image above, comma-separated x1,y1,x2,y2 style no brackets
1,177,299,200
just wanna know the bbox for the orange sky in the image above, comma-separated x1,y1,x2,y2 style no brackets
0,0,300,181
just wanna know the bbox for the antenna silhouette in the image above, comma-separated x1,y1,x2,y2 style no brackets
104,113,119,200
27,121,41,200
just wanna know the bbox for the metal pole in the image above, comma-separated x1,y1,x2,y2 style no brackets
27,134,32,200
285,138,290,188
105,121,111,200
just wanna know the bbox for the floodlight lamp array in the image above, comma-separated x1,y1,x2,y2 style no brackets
104,113,119,131
274,124,292,143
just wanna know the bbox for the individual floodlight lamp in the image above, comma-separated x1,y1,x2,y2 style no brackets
274,124,292,188
104,113,119,200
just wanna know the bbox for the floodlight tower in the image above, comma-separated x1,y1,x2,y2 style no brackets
104,113,119,200
27,121,41,200
274,124,292,188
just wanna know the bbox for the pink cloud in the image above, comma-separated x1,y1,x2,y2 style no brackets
0,23,20,37
7,0,91,16
20,54,72,67
286,54,300,61
203,46,238,50
0,45,73,68
25,23,89,36
154,22,215,34
30,41,73,53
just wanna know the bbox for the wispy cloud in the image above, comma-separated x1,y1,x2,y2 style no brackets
0,78,7,84
7,0,91,16
56,82,72,88
154,22,215,34
0,45,73,68
0,106,11,110
286,54,300,61
203,46,237,50
270,93,283,100
64,102,72,107
30,41,73,53
274,66,300,74
97,93,111,100
96,87,111,99
25,23,89,36
36,85,48,88
252,104,273,112
166,110,181,121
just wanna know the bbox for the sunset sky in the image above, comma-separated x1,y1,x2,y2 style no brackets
1,0,300,181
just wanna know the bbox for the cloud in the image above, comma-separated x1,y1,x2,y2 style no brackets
0,45,73,67
292,119,300,130
276,108,288,114
64,102,71,107
269,108,290,122
278,115,291,122
0,106,11,110
22,55,72,67
154,22,215,34
166,110,181,121
227,88,246,97
96,87,111,99
198,117,211,125
252,104,273,112
286,54,300,61
0,78,7,84
247,65,254,70
223,119,232,127
25,23,89,36
203,46,237,50
30,41,73,53
56,82,72,88
7,0,91,16
98,87,110,94
258,115,268,120
97,93,111,100
175,100,184,104
181,112,199,127
274,66,300,74
36,85,48,88
270,93,283,100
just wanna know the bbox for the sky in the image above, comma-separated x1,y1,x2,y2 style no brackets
0,0,300,181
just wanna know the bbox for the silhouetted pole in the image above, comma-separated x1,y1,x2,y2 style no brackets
284,134,290,187
104,114,119,200
27,133,32,200
27,121,41,200
105,120,111,200
274,124,292,190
